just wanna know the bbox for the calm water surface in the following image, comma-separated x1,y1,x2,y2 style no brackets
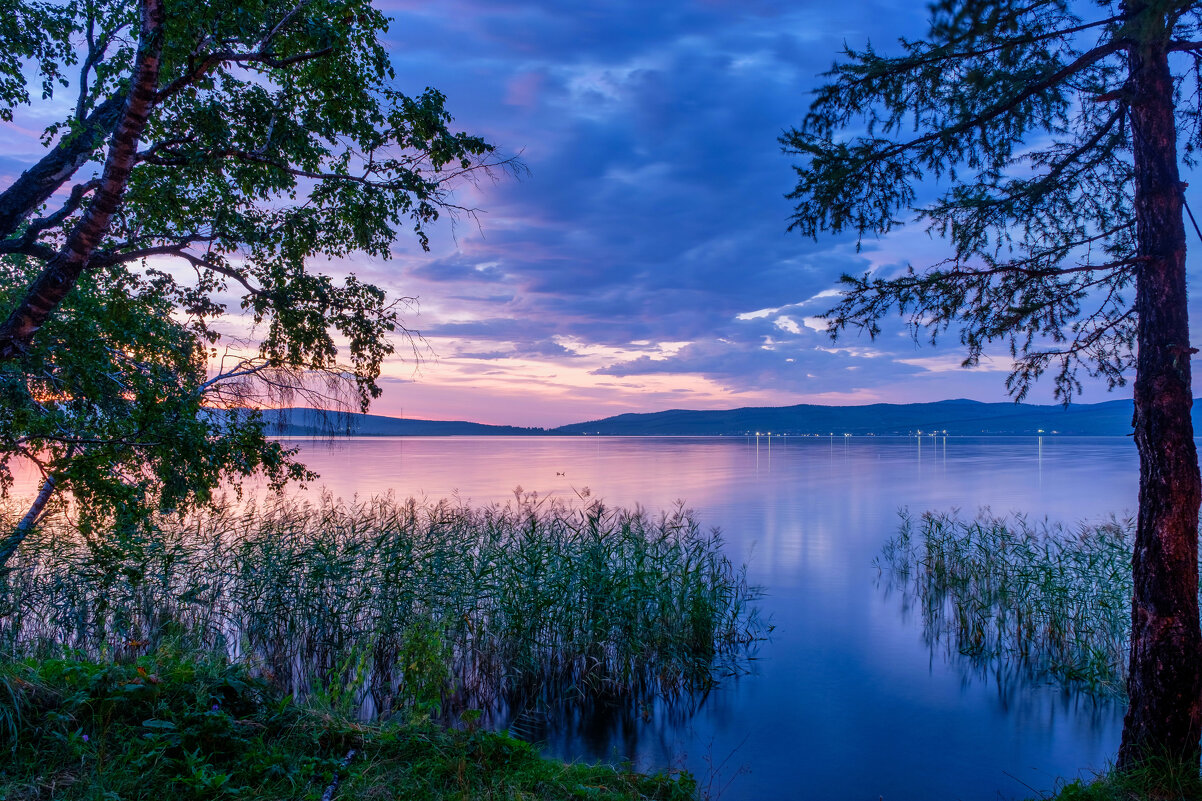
281,435,1134,801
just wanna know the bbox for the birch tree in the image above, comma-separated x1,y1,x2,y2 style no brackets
0,0,507,561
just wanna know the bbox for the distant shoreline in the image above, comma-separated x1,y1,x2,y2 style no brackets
271,432,1135,438
262,397,1158,437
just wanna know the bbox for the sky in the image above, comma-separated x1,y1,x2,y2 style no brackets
364,0,985,426
4,1,1201,427
350,0,1202,427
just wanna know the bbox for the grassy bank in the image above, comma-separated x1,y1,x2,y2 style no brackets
0,494,759,798
0,646,695,801
1043,764,1202,801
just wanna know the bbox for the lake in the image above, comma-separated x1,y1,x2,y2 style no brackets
277,434,1135,801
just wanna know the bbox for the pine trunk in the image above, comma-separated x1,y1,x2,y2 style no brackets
1118,11,1202,769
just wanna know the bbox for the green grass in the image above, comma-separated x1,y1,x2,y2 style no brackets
0,493,762,723
0,647,696,801
1039,758,1202,801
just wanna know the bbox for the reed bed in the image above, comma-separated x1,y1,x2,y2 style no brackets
0,492,762,722
879,510,1141,693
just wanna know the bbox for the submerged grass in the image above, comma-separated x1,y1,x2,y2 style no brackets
0,646,696,801
0,492,762,723
878,510,1142,693
882,511,1202,800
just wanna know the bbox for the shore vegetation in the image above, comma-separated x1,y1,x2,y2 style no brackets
0,646,695,801
0,491,762,726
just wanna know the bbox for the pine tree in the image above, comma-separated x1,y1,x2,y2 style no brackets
784,0,1202,771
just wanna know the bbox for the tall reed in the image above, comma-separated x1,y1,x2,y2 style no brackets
878,510,1141,693
0,492,762,722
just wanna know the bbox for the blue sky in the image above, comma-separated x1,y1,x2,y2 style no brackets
4,1,1197,427
364,0,1029,425
359,0,1202,426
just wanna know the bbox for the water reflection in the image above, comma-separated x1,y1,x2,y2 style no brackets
8,435,1139,800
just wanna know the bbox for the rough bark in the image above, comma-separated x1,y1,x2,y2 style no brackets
0,474,56,568
0,0,163,360
0,92,126,242
1118,4,1202,769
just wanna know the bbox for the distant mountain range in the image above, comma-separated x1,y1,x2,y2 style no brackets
265,408,543,437
266,398,1155,437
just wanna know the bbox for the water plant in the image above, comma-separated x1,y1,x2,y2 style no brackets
0,492,762,725
878,510,1149,694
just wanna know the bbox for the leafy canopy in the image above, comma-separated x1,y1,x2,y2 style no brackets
0,0,508,537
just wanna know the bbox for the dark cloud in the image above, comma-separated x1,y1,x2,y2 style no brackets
421,317,556,340
408,253,510,283
364,0,1152,408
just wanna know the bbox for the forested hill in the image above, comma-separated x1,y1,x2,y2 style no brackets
265,407,544,436
550,399,1141,436
262,399,1165,436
